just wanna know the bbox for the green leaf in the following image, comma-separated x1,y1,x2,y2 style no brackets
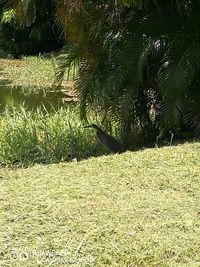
22,0,36,26
1,9,15,24
158,41,200,96
122,0,142,8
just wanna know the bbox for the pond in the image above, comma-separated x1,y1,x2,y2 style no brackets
0,82,77,112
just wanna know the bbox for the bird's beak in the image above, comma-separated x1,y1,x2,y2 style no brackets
83,125,91,128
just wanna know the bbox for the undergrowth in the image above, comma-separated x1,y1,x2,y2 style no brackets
0,107,116,167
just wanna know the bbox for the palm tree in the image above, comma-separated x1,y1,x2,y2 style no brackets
55,0,200,146
0,0,61,54
3,0,200,146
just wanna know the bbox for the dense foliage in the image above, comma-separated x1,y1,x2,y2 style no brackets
54,0,200,147
1,0,200,148
0,0,61,55
0,107,111,166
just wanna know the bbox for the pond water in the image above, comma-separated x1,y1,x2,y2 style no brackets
0,83,77,112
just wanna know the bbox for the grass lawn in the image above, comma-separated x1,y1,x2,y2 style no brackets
1,142,200,266
0,56,74,89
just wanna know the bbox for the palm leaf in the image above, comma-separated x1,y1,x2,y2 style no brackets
5,0,36,27
157,36,200,128
158,41,200,95
54,44,80,86
184,102,200,135
122,0,142,8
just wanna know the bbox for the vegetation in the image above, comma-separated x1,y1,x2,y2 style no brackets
0,3,199,265
54,0,200,147
0,107,119,167
0,56,74,89
1,1,200,148
0,0,61,55
1,3,200,265
1,142,200,266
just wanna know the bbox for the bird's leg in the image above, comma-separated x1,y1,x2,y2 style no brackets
169,130,174,146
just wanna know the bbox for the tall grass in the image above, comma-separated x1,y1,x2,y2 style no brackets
0,107,111,167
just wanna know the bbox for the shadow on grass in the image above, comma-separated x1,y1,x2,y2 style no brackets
2,134,200,169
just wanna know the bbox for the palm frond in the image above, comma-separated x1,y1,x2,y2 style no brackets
183,75,200,135
159,96,186,129
54,0,200,146
5,0,36,27
157,36,200,128
158,41,200,96
121,0,142,8
184,103,200,135
54,44,80,86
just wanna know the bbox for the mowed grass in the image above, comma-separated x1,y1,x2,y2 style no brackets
1,142,200,266
0,56,74,89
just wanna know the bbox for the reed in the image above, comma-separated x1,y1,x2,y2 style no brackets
0,107,109,166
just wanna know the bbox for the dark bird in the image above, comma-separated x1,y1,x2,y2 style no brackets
84,124,123,153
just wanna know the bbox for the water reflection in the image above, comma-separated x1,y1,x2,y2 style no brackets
0,84,76,112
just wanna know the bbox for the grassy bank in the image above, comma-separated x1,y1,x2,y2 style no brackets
1,142,200,266
0,107,112,167
0,56,74,89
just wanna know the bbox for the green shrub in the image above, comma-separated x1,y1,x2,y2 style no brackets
0,107,110,166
